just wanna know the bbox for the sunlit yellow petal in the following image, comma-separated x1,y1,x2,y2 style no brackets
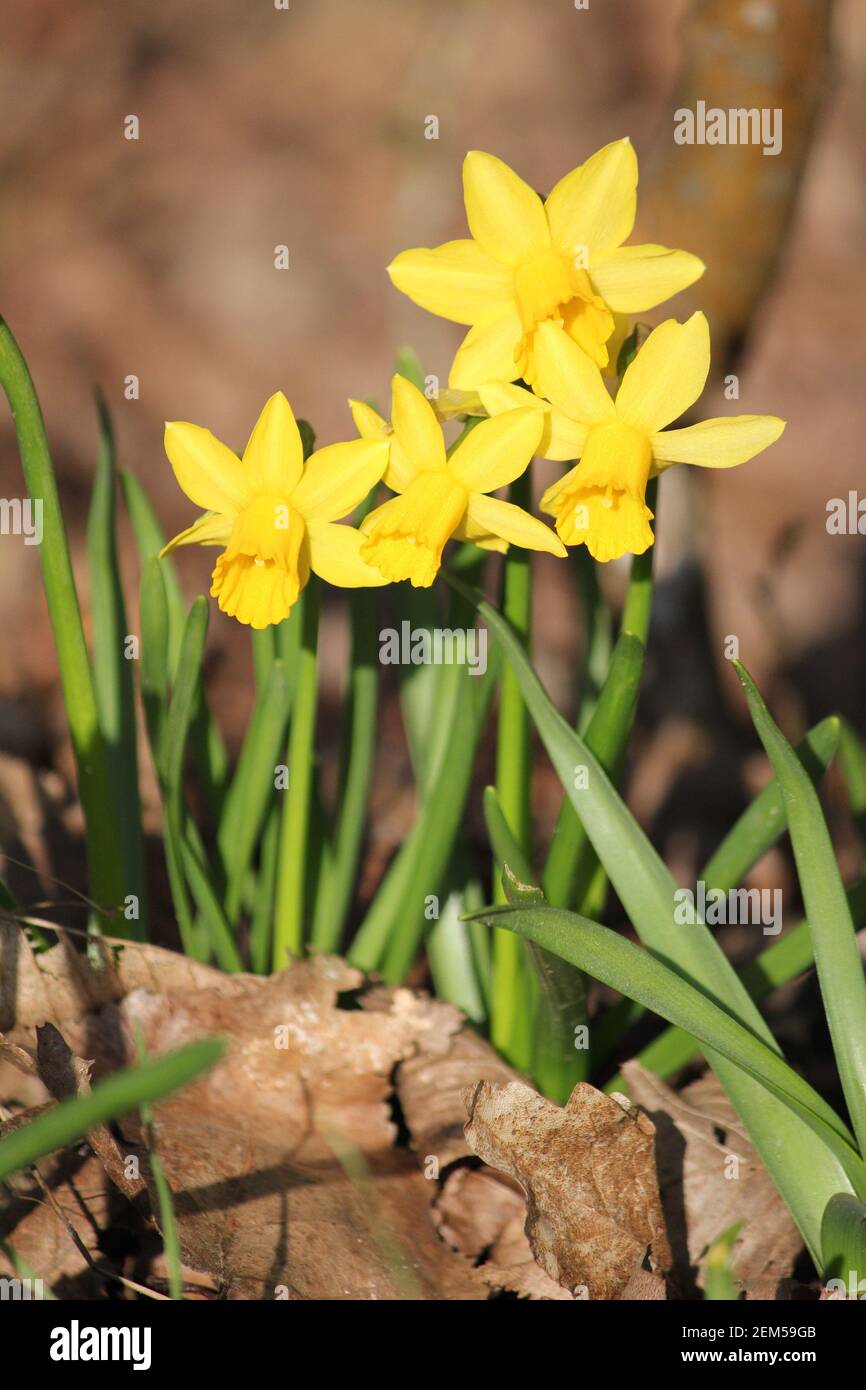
449,306,523,389
533,320,615,425
160,511,233,557
590,243,705,313
479,361,589,462
545,138,637,261
291,439,389,524
307,521,390,587
433,387,485,420
478,381,538,415
463,151,549,265
349,399,389,439
360,472,467,587
651,415,786,472
615,312,710,433
448,408,543,494
452,511,509,552
164,421,250,515
386,241,513,325
241,391,304,494
391,374,447,473
465,494,566,556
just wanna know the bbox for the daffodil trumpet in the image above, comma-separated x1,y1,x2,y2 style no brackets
480,312,785,564
349,374,566,588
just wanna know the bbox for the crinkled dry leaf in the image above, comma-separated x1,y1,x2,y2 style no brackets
2,927,491,1300
464,1079,672,1299
434,1166,574,1300
621,1062,802,1296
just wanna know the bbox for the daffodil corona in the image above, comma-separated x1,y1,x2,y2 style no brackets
387,140,704,389
480,313,786,564
162,393,389,628
350,375,565,587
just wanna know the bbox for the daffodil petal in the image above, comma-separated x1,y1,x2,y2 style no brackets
615,312,710,433
433,387,485,420
349,399,388,440
478,381,538,415
545,137,637,261
386,241,513,325
590,243,705,313
478,379,587,463
391,374,446,473
307,522,390,587
452,511,509,552
651,415,786,472
463,151,549,265
291,439,389,523
466,494,566,556
241,391,304,494
449,408,543,493
449,306,523,390
164,421,250,515
533,320,615,426
160,511,233,557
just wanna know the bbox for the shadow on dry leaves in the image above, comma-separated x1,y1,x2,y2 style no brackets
0,923,828,1301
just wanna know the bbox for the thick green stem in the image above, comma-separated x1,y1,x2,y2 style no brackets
490,472,534,1068
273,581,320,967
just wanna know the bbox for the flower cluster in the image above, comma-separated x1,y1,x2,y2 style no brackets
164,139,785,628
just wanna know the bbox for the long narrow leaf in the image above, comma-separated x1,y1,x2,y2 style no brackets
449,575,863,1265
87,392,146,935
469,901,865,1193
737,662,866,1156
0,319,124,921
0,1040,224,1182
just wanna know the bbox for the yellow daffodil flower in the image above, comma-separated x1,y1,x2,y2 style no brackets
351,375,565,587
479,313,785,564
162,392,390,628
387,139,704,390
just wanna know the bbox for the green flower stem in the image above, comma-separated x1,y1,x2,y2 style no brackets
619,479,657,640
312,588,379,951
121,468,229,821
490,472,534,1068
273,580,320,967
0,319,124,923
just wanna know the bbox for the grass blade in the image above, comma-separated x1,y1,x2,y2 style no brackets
218,659,291,924
273,581,320,967
86,392,145,934
0,1040,224,1182
0,319,125,922
312,589,379,950
162,598,209,960
469,901,864,1192
120,468,229,819
736,661,866,1156
821,1194,866,1290
449,574,864,1265
491,470,534,1068
348,636,496,978
607,880,866,1089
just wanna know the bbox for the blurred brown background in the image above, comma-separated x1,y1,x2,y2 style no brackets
0,0,863,909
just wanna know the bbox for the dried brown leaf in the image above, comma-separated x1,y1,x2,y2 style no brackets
464,1080,671,1299
622,1061,802,1294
